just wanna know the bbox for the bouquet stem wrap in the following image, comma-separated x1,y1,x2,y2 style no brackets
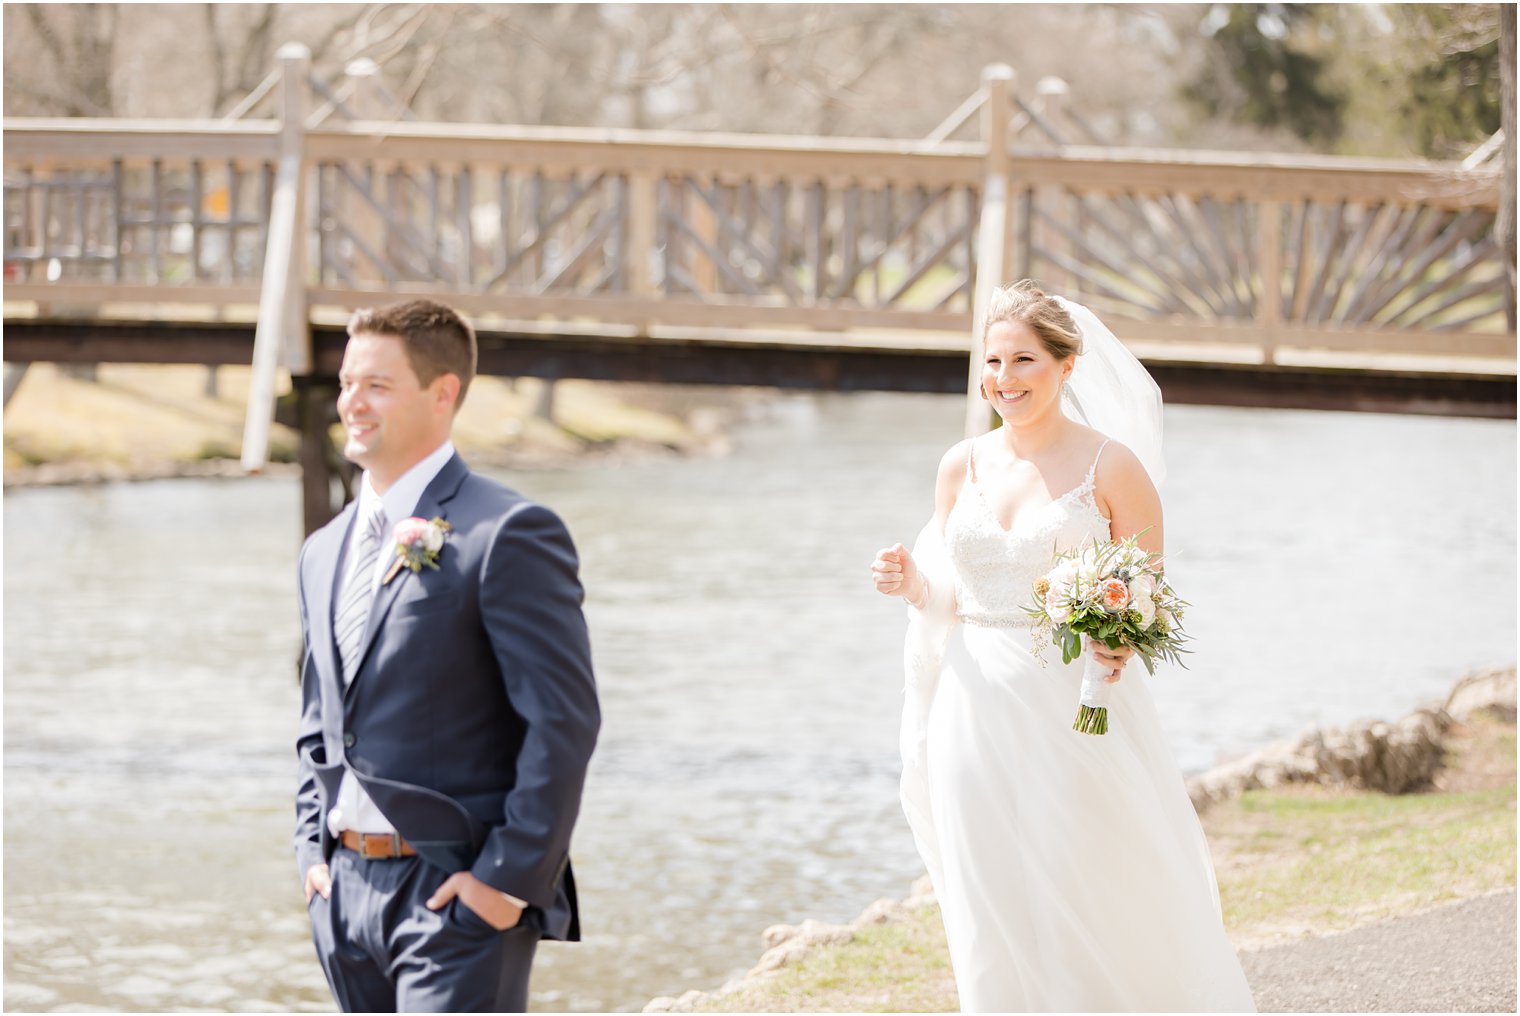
1073,647,1113,735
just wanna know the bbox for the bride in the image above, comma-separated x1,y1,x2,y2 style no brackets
870,281,1255,1012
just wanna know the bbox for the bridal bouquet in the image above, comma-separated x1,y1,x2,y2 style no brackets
1025,534,1190,735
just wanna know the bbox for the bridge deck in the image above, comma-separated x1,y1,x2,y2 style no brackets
3,308,1512,419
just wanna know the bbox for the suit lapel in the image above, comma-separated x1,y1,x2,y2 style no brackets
344,454,470,701
312,503,357,696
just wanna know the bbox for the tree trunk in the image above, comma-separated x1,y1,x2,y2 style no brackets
3,363,29,409
1500,4,1516,331
533,378,558,423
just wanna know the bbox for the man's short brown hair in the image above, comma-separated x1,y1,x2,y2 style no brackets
347,299,477,410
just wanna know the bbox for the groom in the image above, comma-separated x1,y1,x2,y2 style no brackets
293,299,600,1012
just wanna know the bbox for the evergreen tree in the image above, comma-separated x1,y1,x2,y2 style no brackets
1388,4,1502,159
1182,3,1346,145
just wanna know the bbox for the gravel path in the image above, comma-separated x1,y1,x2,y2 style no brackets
1241,889,1517,1013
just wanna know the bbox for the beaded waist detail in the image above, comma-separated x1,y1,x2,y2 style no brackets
958,611,1034,630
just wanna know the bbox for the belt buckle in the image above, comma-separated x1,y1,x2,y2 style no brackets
360,832,402,859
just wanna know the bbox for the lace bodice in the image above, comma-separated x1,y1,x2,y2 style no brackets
946,441,1112,628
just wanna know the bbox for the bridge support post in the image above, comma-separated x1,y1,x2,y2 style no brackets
242,42,311,473
1257,200,1283,365
295,379,341,535
1036,78,1080,301
628,172,659,300
689,176,719,295
965,63,1015,438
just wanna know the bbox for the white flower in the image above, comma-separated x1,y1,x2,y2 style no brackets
1049,560,1078,595
387,515,453,582
1156,606,1175,633
1130,587,1156,628
1049,600,1073,625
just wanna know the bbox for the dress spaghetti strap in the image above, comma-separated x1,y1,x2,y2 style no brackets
1084,440,1110,487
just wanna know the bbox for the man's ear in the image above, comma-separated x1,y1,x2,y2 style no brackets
432,373,461,413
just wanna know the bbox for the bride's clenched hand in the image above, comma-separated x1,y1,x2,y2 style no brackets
871,543,923,601
1090,642,1136,683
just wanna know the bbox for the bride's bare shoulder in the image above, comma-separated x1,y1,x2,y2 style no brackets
1091,434,1143,469
1068,425,1138,470
937,437,975,474
933,437,975,505
1089,436,1155,500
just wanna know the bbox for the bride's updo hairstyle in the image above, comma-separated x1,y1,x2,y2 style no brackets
983,280,1083,360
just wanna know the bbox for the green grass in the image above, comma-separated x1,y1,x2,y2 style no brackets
1210,714,1517,941
1216,783,1516,935
696,915,956,1013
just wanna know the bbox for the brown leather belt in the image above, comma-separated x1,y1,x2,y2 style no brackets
339,830,417,860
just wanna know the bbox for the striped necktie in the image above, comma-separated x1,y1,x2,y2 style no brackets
335,504,387,685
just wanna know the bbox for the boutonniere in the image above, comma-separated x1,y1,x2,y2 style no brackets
382,516,453,585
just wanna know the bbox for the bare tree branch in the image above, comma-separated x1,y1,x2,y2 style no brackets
204,4,230,113
18,5,115,115
237,5,279,98
1,74,109,117
23,6,71,72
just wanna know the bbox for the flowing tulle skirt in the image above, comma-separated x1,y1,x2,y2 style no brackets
922,624,1256,1012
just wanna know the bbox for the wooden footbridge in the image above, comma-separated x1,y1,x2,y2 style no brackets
5,49,1514,531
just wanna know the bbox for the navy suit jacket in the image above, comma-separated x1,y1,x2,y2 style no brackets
294,453,600,941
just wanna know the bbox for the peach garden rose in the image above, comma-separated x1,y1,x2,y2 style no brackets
1097,578,1131,611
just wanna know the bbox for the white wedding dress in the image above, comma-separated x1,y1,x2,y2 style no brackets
900,441,1256,1012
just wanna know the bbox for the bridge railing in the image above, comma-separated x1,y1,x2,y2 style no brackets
1010,147,1509,361
5,65,1514,365
301,120,983,335
2,119,277,305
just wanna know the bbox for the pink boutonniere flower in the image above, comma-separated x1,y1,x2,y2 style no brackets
382,516,452,585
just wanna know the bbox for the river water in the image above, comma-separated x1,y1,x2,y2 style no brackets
4,392,1515,1012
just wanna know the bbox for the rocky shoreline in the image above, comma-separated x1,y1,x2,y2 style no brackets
1,457,301,489
0,432,722,491
644,666,1518,1013
2,365,746,490
1187,665,1517,810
